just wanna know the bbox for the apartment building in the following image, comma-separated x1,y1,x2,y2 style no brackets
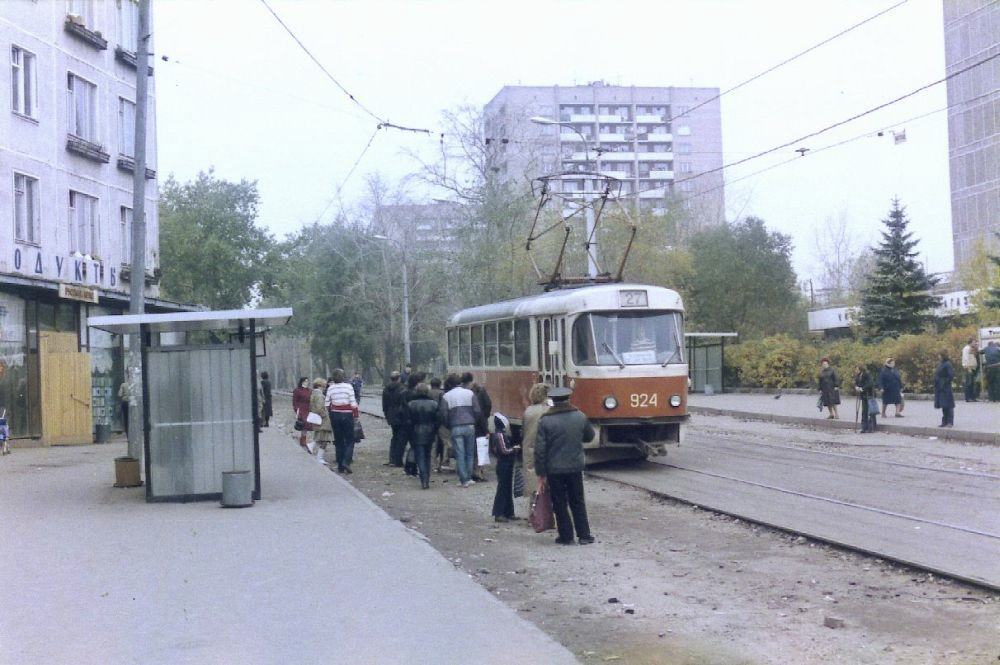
484,82,725,226
943,0,999,268
0,1,178,442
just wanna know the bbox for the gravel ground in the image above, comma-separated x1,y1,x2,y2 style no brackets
307,411,999,665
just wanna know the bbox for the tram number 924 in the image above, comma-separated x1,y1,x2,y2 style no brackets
630,393,658,408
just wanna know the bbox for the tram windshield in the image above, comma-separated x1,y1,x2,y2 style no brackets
572,311,684,366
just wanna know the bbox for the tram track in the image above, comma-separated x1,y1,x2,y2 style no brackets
590,436,1000,591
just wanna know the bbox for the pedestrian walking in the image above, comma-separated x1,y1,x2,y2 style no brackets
326,368,360,474
292,376,313,453
259,371,273,427
382,371,407,467
438,372,481,487
468,373,492,482
854,364,877,433
117,381,131,437
428,376,446,471
490,412,520,522
961,338,981,402
877,359,903,417
310,378,332,466
350,371,364,404
404,382,438,489
534,387,596,545
520,382,550,514
400,372,425,477
818,358,840,419
934,350,955,428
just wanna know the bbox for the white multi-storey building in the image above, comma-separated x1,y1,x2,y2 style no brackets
943,0,999,268
1,1,177,442
484,82,725,226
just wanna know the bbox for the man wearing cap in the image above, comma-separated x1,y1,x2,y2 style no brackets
534,387,596,545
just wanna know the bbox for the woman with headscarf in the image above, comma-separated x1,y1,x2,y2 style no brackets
934,350,955,428
310,378,332,466
878,358,903,418
520,383,550,510
490,412,520,522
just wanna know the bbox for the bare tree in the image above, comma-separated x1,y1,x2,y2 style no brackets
811,210,859,304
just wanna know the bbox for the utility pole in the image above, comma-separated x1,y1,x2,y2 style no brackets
126,0,150,461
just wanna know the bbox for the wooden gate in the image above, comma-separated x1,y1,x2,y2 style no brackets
40,332,93,446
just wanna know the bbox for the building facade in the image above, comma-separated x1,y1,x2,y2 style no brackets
1,1,175,442
943,0,999,268
484,82,725,226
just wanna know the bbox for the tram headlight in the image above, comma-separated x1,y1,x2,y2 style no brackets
669,394,682,408
603,395,618,411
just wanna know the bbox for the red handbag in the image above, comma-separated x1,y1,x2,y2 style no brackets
529,486,555,533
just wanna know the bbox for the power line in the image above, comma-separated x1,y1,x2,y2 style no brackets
312,126,383,224
675,50,1000,189
666,0,910,125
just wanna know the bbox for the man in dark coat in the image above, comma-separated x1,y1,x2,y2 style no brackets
934,350,956,427
405,382,439,489
381,372,407,466
534,387,596,545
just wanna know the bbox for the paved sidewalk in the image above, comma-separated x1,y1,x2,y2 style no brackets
689,391,998,445
0,425,578,665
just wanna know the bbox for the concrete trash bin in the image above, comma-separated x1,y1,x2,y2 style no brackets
221,470,253,507
114,456,142,487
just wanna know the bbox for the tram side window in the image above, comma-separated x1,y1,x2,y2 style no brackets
498,320,514,366
448,329,459,365
484,322,498,366
471,325,484,366
459,326,471,366
514,318,530,366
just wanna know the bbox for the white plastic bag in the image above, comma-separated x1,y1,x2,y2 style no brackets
476,436,490,466
306,412,322,426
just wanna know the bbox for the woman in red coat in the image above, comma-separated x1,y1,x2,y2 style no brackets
292,376,313,452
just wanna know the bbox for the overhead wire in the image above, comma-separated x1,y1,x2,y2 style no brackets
665,0,911,125
311,126,383,224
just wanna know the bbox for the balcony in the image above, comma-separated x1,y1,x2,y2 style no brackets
568,114,596,123
650,169,674,179
599,151,635,161
598,114,630,123
636,114,663,123
64,16,108,50
639,187,668,198
116,155,157,179
646,133,673,142
66,134,110,163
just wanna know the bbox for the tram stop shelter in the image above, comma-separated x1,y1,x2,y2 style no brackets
686,332,738,394
87,308,292,503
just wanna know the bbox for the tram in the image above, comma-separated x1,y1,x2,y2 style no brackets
445,283,688,463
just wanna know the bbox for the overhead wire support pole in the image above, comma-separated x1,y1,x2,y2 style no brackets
126,0,150,462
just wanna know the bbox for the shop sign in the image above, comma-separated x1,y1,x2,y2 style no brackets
11,246,124,291
59,283,100,303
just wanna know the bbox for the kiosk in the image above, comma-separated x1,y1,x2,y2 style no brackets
88,308,292,503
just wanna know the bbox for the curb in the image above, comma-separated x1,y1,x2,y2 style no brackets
689,406,999,446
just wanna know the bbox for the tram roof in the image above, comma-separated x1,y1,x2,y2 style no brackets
448,284,683,326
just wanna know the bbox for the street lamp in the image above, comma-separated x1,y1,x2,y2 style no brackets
530,115,601,278
373,234,411,365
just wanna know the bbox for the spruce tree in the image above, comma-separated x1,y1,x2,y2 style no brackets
859,199,940,339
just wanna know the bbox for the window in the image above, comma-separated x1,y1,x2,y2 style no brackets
679,162,693,173
68,190,99,255
470,325,483,366
572,312,684,366
498,321,514,366
67,73,98,142
118,97,135,157
11,46,37,118
67,0,96,27
120,206,132,263
14,173,40,244
484,323,498,366
117,0,138,52
459,326,471,366
514,319,531,366
677,142,692,154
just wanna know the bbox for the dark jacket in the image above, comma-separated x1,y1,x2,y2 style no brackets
534,403,596,477
472,384,492,437
878,366,902,404
818,366,840,406
406,396,439,448
382,381,405,426
934,359,955,409
854,369,874,399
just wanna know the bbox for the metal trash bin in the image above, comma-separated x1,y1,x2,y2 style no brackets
94,423,111,443
221,470,254,508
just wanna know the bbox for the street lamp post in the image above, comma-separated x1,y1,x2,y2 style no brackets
530,115,600,278
373,234,411,365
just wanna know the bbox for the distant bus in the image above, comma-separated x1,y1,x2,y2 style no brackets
445,283,688,463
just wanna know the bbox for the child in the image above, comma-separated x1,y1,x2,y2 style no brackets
490,413,520,522
0,409,10,455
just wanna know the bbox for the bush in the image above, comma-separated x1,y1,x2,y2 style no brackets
723,326,978,394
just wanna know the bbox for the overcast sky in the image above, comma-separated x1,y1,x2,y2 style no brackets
152,0,954,283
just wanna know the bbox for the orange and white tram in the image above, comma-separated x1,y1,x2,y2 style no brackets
445,283,688,463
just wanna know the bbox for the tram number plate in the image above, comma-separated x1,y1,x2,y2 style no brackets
619,289,649,308
630,393,658,408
